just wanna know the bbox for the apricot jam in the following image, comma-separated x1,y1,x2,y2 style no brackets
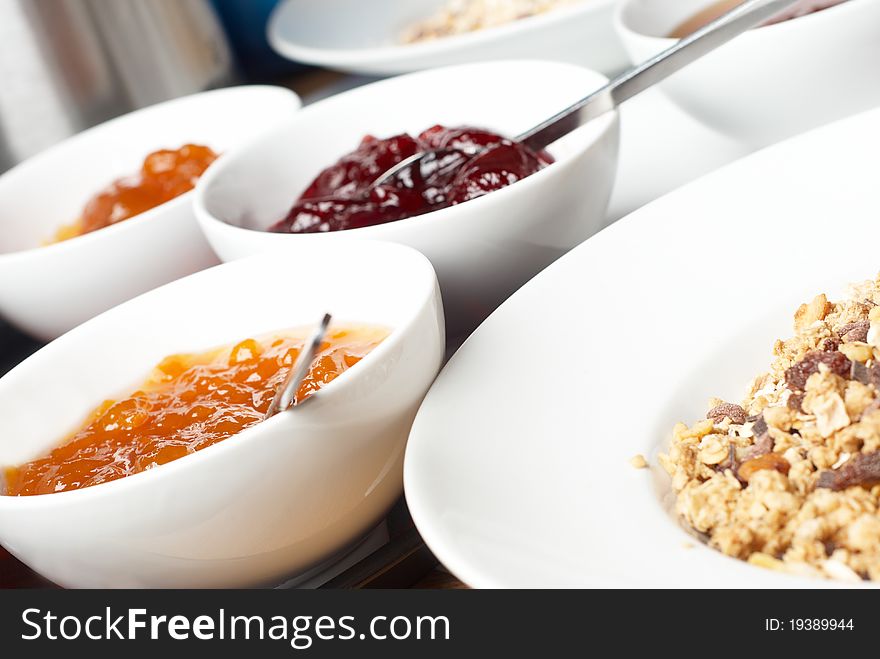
53,144,218,241
3,325,388,496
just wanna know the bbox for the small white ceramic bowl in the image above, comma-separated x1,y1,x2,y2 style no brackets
0,86,302,342
0,241,444,588
194,61,620,335
268,0,629,76
615,0,880,147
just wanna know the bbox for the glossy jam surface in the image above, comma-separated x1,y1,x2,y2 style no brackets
3,325,388,496
268,125,552,234
54,144,218,242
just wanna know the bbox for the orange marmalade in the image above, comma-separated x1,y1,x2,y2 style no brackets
53,144,218,242
3,325,388,496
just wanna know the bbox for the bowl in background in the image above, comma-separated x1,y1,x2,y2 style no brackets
0,241,444,588
615,0,880,147
268,0,629,76
0,85,302,341
194,60,620,336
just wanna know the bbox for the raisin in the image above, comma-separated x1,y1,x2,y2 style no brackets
706,402,747,425
838,320,870,343
852,360,870,384
816,451,880,491
788,392,805,412
870,365,880,390
821,337,841,352
737,453,790,483
853,362,880,389
784,350,851,391
751,414,769,439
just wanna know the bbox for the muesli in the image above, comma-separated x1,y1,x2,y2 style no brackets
400,0,582,43
661,274,880,581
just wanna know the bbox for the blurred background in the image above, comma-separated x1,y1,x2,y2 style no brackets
0,0,318,174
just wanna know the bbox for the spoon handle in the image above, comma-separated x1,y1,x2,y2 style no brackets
517,0,802,152
264,313,332,420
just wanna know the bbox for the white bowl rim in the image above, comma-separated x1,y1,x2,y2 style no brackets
0,85,302,263
0,240,437,509
268,0,618,66
195,60,616,239
615,0,868,42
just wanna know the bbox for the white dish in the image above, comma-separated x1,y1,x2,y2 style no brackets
0,85,302,341
194,60,619,336
0,241,444,588
268,0,629,76
615,0,880,147
404,106,880,588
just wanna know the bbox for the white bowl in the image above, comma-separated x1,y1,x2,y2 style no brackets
194,61,620,335
268,0,629,76
404,106,880,588
0,241,444,588
0,86,302,341
615,0,880,147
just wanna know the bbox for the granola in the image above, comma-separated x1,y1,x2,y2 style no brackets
400,0,583,43
660,274,880,581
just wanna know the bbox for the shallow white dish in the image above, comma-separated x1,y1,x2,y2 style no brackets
194,60,619,336
0,241,444,588
404,107,880,588
268,0,629,76
615,0,880,147
0,85,302,341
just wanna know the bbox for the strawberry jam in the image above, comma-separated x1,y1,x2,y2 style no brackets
53,144,218,242
3,325,387,496
268,125,552,234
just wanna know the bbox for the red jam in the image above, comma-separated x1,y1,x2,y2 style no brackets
268,125,553,234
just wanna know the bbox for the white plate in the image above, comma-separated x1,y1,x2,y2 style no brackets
267,0,628,76
404,106,880,588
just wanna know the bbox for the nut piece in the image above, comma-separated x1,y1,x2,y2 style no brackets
805,390,850,438
838,320,870,343
706,402,747,425
794,293,829,330
737,453,790,483
821,560,862,583
748,552,786,571
867,306,880,349
784,350,851,391
629,454,648,469
839,341,874,363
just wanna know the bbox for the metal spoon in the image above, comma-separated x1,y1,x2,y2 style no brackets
264,313,332,420
371,0,801,189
